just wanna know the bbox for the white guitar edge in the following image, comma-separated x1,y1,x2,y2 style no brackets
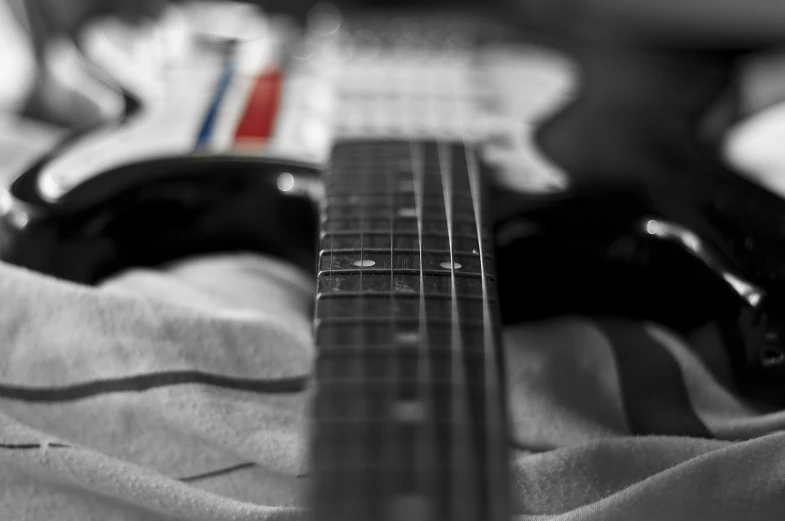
37,15,580,203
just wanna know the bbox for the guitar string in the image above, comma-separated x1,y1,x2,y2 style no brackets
439,38,481,521
438,140,476,521
410,139,435,510
458,36,508,516
466,144,506,519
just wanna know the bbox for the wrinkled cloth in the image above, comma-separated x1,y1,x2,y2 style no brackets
0,252,784,521
2,4,785,516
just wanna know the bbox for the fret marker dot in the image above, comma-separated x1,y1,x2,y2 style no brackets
352,259,376,267
393,401,427,422
440,261,462,270
395,331,419,344
398,207,417,218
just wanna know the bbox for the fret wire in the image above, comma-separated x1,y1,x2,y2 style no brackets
317,317,489,328
325,216,478,225
316,292,492,302
327,193,476,204
317,268,491,279
320,248,490,258
321,230,487,240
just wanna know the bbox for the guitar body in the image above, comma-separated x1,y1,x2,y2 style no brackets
4,2,785,518
493,41,785,403
1,5,553,519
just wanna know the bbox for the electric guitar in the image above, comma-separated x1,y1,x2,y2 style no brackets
1,4,569,518
3,2,785,520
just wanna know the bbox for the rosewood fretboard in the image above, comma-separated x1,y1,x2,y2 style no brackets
310,139,510,520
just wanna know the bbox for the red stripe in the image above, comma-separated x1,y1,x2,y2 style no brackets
233,68,282,145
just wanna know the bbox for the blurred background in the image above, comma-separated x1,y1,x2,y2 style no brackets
2,0,785,192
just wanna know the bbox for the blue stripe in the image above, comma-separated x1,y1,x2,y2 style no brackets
195,54,236,149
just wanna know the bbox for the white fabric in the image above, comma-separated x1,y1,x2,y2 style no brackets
0,253,784,520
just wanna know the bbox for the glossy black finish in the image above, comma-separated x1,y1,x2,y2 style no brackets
1,156,321,284
492,43,785,404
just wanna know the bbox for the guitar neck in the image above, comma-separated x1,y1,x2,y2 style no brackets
311,139,510,520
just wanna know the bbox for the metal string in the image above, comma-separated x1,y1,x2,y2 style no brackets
446,36,484,520
466,144,506,520
438,140,475,521
410,140,436,513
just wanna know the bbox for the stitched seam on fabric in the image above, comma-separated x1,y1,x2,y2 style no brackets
0,371,310,402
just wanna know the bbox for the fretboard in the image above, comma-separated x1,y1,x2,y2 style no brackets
310,140,510,521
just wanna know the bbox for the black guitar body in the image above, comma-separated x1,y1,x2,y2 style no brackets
492,40,785,404
0,155,322,283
